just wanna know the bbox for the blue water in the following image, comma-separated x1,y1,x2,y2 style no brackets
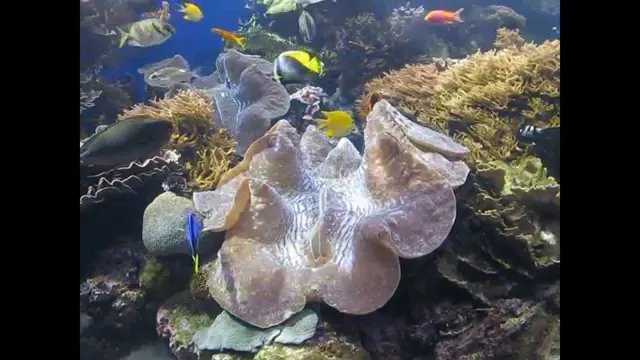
101,0,252,102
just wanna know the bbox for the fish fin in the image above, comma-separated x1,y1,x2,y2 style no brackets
324,129,336,137
191,67,207,78
176,4,185,12
116,27,128,48
193,254,199,274
454,8,464,22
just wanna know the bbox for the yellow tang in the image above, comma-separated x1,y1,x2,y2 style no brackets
314,111,355,138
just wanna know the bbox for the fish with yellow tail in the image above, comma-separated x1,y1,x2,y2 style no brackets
273,50,324,85
117,18,175,48
313,111,354,138
211,28,245,50
177,1,203,22
186,211,202,274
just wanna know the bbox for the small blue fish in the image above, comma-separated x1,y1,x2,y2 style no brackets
552,26,560,37
186,211,202,274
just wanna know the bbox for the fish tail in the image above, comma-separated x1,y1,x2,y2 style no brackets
237,37,246,50
192,254,199,274
315,118,328,130
116,27,128,48
454,8,464,22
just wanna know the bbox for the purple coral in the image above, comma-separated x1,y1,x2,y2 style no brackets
193,100,470,328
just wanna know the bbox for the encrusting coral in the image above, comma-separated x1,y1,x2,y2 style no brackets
119,89,237,191
192,100,469,329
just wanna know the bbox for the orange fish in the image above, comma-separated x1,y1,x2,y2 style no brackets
211,28,245,50
424,8,464,24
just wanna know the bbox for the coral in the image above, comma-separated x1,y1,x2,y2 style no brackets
356,63,444,121
237,21,311,62
192,309,319,353
255,0,297,15
139,256,192,299
120,89,237,191
358,28,560,168
80,244,154,358
471,157,560,276
201,49,291,155
189,143,235,190
192,100,468,328
156,292,222,360
120,89,216,149
482,5,527,30
434,299,559,360
320,9,435,98
254,342,370,360
80,149,183,211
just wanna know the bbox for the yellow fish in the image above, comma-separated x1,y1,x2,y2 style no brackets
314,111,354,138
178,2,203,22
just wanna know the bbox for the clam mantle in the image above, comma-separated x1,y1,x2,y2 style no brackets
193,100,470,328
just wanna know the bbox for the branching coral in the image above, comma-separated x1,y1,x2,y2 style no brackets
119,89,237,190
188,139,235,191
192,100,469,328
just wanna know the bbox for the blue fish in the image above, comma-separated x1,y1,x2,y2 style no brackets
186,211,202,274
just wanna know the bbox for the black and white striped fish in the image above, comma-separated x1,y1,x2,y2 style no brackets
517,124,560,145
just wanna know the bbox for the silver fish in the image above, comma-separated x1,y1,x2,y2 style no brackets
298,10,316,43
139,55,193,89
117,18,175,48
138,54,190,74
146,67,198,88
80,118,172,167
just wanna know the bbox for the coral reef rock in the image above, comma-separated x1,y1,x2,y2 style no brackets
156,292,222,360
80,245,152,358
196,49,290,155
80,149,182,211
142,191,198,255
193,100,469,328
435,299,559,360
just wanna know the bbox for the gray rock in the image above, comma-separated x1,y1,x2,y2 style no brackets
142,192,194,255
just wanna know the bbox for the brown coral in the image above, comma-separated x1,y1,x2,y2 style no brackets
192,100,469,328
119,89,237,190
